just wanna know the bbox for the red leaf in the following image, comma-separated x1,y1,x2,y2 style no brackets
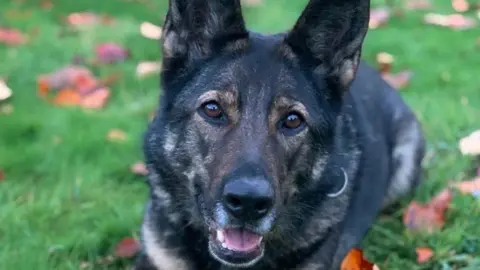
381,71,413,90
416,247,434,263
0,27,27,46
0,169,5,182
114,237,141,258
403,189,453,233
424,13,476,30
95,43,129,64
369,8,391,29
341,248,375,270
130,162,148,176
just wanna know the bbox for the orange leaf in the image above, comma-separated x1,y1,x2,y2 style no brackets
416,247,434,263
381,71,413,90
341,248,374,270
451,177,480,197
80,87,110,109
130,162,148,176
54,89,82,106
107,129,127,142
37,76,50,97
114,237,140,258
403,189,453,233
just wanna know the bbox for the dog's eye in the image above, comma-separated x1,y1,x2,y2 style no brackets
279,112,306,135
203,102,223,118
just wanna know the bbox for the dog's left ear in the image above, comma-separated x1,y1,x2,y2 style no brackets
283,0,370,95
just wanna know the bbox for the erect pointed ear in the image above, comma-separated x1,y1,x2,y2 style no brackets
161,0,248,83
282,0,370,95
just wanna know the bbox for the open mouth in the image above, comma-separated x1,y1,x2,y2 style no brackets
208,227,265,267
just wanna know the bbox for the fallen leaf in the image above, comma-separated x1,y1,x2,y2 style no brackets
416,247,434,263
369,8,391,29
0,104,14,115
131,162,148,176
40,1,53,10
136,61,162,78
0,169,4,182
95,42,129,64
452,0,469,12
405,0,432,10
241,0,263,7
140,22,162,40
0,27,27,45
114,237,140,258
459,130,480,155
107,129,127,142
381,71,413,89
451,177,480,197
0,79,13,101
80,87,110,109
65,12,114,27
341,248,375,270
376,52,394,73
403,189,453,233
54,89,82,106
424,13,476,30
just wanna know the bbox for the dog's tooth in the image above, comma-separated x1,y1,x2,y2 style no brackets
221,242,227,249
217,230,225,243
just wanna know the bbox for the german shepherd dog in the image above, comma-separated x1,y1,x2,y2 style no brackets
135,0,426,269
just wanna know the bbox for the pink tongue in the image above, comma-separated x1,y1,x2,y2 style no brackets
224,228,261,252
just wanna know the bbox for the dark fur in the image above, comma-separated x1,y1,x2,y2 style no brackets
135,0,426,269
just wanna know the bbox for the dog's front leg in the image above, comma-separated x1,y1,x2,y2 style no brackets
133,201,194,270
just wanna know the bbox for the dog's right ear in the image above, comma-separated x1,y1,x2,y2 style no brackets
161,0,248,85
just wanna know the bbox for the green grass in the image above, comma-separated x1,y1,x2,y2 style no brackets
0,0,479,269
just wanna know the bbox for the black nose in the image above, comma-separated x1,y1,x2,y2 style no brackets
222,178,274,221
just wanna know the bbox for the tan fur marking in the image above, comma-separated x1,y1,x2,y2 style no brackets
143,220,191,270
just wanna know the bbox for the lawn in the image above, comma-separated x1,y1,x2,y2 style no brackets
0,0,479,269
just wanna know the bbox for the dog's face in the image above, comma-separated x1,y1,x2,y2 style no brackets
146,0,370,267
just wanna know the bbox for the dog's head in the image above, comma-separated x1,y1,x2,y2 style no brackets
145,0,369,267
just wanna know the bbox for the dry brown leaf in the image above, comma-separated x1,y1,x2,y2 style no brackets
405,0,432,10
0,79,12,101
451,177,480,197
114,237,141,258
136,61,162,78
107,129,127,142
376,52,394,73
459,130,480,155
0,27,27,45
452,0,469,12
416,247,434,263
130,162,148,176
140,22,162,40
424,13,476,30
341,248,375,270
80,87,110,109
403,189,453,233
369,8,391,29
54,89,82,106
381,71,413,90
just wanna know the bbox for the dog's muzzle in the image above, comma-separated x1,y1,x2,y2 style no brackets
208,177,275,267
